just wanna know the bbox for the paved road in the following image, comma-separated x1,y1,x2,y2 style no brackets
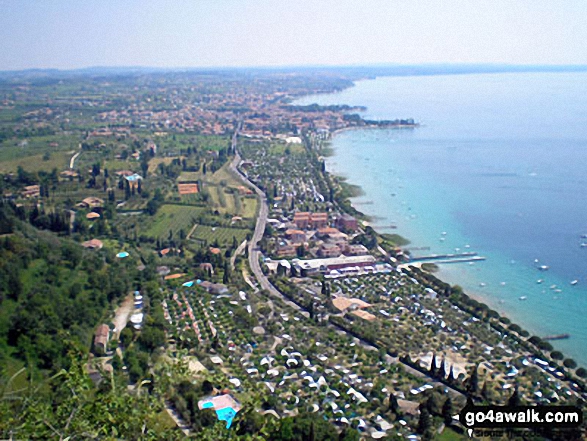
227,146,301,310
229,134,462,396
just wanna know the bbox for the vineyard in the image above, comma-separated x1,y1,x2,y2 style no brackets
145,204,204,239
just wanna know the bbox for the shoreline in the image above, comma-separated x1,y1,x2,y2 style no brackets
323,126,586,371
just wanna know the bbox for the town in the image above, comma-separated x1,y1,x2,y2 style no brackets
0,68,584,440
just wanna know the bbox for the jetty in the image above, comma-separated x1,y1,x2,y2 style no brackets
542,334,570,341
408,252,486,265
409,252,479,262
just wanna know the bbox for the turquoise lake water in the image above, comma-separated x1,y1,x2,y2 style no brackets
295,71,587,366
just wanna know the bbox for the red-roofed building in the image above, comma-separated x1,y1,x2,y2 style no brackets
293,212,328,229
285,229,306,244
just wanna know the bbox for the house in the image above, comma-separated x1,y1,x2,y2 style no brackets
276,244,297,258
93,324,110,353
293,212,328,229
293,212,311,229
316,227,343,238
21,185,40,198
285,229,306,244
79,197,104,209
343,244,369,256
82,239,104,250
310,212,328,229
317,243,341,258
60,170,79,179
337,214,358,232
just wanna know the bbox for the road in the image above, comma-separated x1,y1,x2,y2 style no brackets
229,133,462,396
69,147,81,169
227,144,301,310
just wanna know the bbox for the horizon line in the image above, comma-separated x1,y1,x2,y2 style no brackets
2,62,587,76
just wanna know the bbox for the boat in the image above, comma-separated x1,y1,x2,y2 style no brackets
519,296,527,301
536,279,544,284
581,234,587,239
479,282,486,287
538,265,549,271
571,280,579,286
581,243,587,248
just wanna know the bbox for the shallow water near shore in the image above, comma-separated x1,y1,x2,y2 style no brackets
296,71,587,366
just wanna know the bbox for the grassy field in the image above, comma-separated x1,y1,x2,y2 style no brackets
0,151,71,173
148,157,182,174
190,225,249,247
177,171,201,182
144,204,205,239
269,143,305,155
0,134,79,162
102,160,138,173
240,196,258,219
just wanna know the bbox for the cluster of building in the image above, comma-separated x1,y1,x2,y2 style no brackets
268,211,392,278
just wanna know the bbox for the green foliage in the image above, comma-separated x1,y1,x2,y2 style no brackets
0,205,133,371
0,350,183,440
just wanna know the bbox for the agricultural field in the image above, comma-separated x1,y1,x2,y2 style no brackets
240,196,258,219
154,133,229,155
144,204,204,239
189,225,249,247
0,134,79,163
177,171,201,182
0,151,71,173
147,157,181,174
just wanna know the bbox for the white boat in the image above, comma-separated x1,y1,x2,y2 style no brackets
571,280,579,286
519,296,527,301
581,243,587,248
538,265,549,271
536,279,543,284
479,282,486,287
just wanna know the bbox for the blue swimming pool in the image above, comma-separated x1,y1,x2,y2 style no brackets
215,407,237,428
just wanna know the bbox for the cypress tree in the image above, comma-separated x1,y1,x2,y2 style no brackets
442,396,454,426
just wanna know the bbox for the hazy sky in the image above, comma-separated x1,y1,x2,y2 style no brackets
1,0,586,70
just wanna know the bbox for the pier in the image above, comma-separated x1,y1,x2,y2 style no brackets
408,252,486,264
409,252,479,262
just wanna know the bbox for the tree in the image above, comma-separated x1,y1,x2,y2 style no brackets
442,396,454,426
417,407,432,436
466,363,480,396
438,357,447,379
508,385,521,407
388,392,400,414
429,353,437,376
